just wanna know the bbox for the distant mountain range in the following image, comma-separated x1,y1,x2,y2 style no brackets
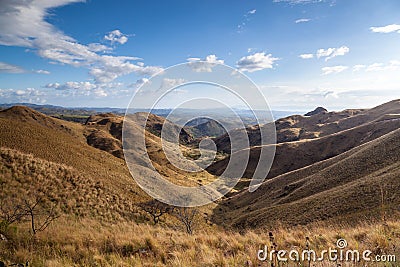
0,102,300,125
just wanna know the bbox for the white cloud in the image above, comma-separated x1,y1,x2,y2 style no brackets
89,57,162,83
46,81,97,91
87,43,112,52
352,65,366,72
299,53,314,59
0,62,25,73
366,61,400,72
35,69,50,74
14,90,26,96
316,46,349,61
237,9,257,33
295,18,311,23
159,78,186,91
321,65,348,75
44,81,129,98
0,87,47,103
0,1,162,83
236,52,279,72
104,30,129,44
370,24,400,33
93,89,108,97
187,54,224,72
366,63,384,72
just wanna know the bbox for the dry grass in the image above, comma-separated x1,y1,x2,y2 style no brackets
213,128,400,228
0,147,143,222
208,117,400,179
84,112,219,187
0,217,399,266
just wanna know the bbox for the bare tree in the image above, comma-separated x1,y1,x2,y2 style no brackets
0,179,59,238
138,199,172,225
172,207,198,235
22,196,60,235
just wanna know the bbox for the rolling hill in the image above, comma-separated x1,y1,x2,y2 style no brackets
211,100,400,154
207,115,400,179
210,100,400,227
212,127,400,227
208,99,400,178
184,118,227,138
0,106,216,222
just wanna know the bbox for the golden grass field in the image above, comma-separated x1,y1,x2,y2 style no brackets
1,216,399,266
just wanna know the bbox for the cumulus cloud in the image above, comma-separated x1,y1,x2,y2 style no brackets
321,65,348,75
370,24,400,33
0,62,25,73
187,54,224,72
104,30,129,44
236,52,279,72
316,46,349,61
299,54,314,59
295,18,311,23
0,0,162,83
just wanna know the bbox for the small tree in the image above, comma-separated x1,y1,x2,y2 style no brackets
22,196,60,235
138,199,172,225
172,207,198,235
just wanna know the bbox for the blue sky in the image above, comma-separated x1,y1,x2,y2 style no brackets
0,0,400,110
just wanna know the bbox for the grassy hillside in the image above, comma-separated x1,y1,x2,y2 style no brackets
0,107,146,211
207,117,400,179
212,99,400,154
0,147,141,221
212,128,400,228
0,106,216,212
